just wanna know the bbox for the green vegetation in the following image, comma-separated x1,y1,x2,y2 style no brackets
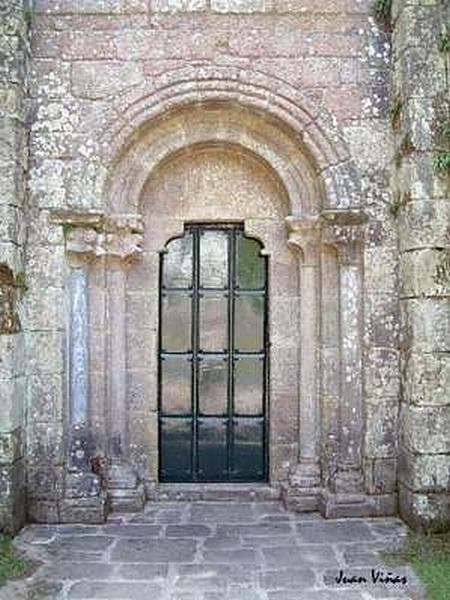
438,33,450,53
433,122,450,174
373,0,392,28
433,152,450,173
0,535,31,586
384,530,450,600
62,222,76,238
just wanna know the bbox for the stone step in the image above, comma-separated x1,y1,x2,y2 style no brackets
108,484,146,513
154,483,282,502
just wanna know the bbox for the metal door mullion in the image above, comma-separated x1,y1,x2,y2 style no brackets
227,229,236,481
263,253,269,481
191,228,200,481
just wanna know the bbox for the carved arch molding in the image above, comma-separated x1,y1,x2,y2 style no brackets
53,68,372,517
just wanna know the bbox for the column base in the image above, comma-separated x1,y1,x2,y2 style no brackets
283,461,322,511
319,489,397,518
107,459,145,513
61,469,108,523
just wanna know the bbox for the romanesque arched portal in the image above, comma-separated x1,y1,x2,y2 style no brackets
53,67,384,519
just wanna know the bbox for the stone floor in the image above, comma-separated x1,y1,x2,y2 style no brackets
2,501,426,600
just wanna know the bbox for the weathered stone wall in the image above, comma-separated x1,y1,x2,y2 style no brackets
392,0,450,530
7,0,449,530
23,0,400,522
0,0,30,533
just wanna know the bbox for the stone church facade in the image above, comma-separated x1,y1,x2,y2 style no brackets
0,0,449,534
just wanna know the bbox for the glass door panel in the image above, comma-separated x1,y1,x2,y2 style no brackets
200,230,228,288
159,225,268,483
232,419,265,481
234,295,265,352
198,359,228,416
234,358,264,415
160,357,191,415
160,418,192,481
161,295,192,352
199,295,228,352
198,418,228,481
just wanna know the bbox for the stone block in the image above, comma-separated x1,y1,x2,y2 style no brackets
59,496,107,524
0,481,26,534
399,483,450,531
62,32,117,60
27,499,60,524
26,244,66,287
364,457,397,495
400,405,450,455
0,427,23,465
398,451,450,493
28,466,64,500
403,152,450,201
211,0,269,12
402,350,450,406
34,0,148,13
399,199,450,252
396,47,447,98
364,291,399,347
365,347,400,398
25,331,64,374
262,545,338,569
321,348,340,396
364,245,398,294
27,372,64,422
400,249,450,298
112,537,197,562
25,285,65,331
150,0,207,10
27,422,64,466
399,298,450,353
296,520,375,543
71,61,144,100
127,368,155,411
0,376,25,427
68,581,163,600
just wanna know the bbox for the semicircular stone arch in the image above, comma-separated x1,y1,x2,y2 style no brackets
100,66,361,216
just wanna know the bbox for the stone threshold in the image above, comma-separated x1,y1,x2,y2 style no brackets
151,483,282,502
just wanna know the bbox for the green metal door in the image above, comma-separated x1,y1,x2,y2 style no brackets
158,223,269,482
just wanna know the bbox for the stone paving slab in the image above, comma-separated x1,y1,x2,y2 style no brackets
3,502,426,600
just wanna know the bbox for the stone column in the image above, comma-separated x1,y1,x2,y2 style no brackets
285,216,321,510
63,224,106,523
103,215,146,511
322,210,367,516
53,211,145,520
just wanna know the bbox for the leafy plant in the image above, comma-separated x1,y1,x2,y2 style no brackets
384,530,450,600
438,33,450,53
433,152,450,172
0,535,32,585
62,222,75,238
373,0,392,28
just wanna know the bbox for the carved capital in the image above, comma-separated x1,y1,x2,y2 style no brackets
320,210,367,265
285,216,321,264
51,210,144,264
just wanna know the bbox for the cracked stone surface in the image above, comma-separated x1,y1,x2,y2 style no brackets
2,502,426,600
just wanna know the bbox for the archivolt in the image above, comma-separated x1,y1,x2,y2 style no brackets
98,66,361,216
